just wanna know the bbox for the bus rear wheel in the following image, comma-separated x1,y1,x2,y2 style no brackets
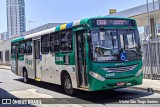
63,73,74,95
23,69,29,83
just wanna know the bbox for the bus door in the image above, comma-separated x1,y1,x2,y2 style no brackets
75,30,87,88
33,40,41,79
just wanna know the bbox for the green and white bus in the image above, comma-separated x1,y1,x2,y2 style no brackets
11,16,143,95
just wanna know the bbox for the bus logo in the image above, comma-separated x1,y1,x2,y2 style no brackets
25,58,32,66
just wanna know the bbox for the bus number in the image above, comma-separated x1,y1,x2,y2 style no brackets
55,57,63,62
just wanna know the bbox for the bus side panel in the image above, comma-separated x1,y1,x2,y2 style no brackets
55,53,78,89
18,55,25,77
11,58,16,74
58,65,77,88
45,54,58,84
41,54,55,83
25,55,35,79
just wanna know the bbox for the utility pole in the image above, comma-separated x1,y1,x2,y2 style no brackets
27,20,34,30
146,0,151,38
159,0,160,10
146,0,153,79
152,0,157,39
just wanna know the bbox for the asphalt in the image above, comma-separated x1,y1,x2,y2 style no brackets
0,68,160,106
0,65,160,94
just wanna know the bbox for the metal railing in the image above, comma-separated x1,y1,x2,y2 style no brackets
142,39,160,80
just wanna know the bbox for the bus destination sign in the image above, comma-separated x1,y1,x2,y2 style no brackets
92,19,136,27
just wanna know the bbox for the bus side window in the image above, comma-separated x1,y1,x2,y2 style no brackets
60,30,72,52
41,34,50,54
25,39,32,55
19,41,26,55
11,43,16,56
50,32,60,53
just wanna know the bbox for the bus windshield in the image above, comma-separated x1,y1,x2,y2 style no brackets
89,29,141,62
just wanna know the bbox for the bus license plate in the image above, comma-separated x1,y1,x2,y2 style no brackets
117,82,126,86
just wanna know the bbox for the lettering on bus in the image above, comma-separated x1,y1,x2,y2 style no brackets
25,58,32,66
106,73,115,77
115,63,126,66
55,57,63,62
92,19,136,27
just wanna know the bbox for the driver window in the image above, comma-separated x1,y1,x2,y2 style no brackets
126,34,135,48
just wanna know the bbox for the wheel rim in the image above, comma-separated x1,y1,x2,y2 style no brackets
65,79,72,90
64,75,73,95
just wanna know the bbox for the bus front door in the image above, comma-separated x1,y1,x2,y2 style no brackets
33,40,41,80
75,30,87,88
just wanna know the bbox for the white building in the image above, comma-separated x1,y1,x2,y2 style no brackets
7,0,26,39
0,32,8,41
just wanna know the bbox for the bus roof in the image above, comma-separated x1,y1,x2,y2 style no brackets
11,16,135,43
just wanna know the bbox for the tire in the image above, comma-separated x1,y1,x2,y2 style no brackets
63,73,75,95
23,69,29,83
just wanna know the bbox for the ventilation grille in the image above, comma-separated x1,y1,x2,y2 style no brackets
103,64,138,73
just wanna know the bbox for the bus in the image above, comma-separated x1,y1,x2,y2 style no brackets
11,16,143,95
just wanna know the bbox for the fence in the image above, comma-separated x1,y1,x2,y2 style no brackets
142,39,160,80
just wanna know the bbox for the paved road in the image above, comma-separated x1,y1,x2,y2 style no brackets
0,69,160,107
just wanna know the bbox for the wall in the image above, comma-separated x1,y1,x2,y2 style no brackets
0,37,16,65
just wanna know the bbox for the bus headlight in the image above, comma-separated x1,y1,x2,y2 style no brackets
89,71,105,81
135,68,143,77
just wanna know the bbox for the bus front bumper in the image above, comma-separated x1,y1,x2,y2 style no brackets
88,74,143,91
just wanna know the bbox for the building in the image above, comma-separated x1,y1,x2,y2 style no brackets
22,23,65,36
6,0,26,39
0,32,8,41
107,0,160,39
0,37,13,65
0,23,64,65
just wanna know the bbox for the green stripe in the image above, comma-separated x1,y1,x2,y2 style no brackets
80,18,89,25
55,26,60,32
11,37,25,43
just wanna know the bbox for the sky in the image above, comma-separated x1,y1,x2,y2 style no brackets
0,0,153,33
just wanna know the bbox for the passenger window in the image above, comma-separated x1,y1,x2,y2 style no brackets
19,41,26,55
50,32,60,53
41,34,50,54
25,39,32,54
11,43,16,56
60,30,72,52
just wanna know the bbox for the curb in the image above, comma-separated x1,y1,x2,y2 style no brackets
129,86,160,94
0,67,11,70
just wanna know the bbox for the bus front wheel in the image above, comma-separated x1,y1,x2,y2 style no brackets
23,69,29,83
63,73,74,95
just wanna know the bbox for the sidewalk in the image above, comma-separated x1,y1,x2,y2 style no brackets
0,65,159,93
0,65,11,70
130,79,160,94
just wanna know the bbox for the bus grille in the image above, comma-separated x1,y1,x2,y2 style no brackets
103,64,138,73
